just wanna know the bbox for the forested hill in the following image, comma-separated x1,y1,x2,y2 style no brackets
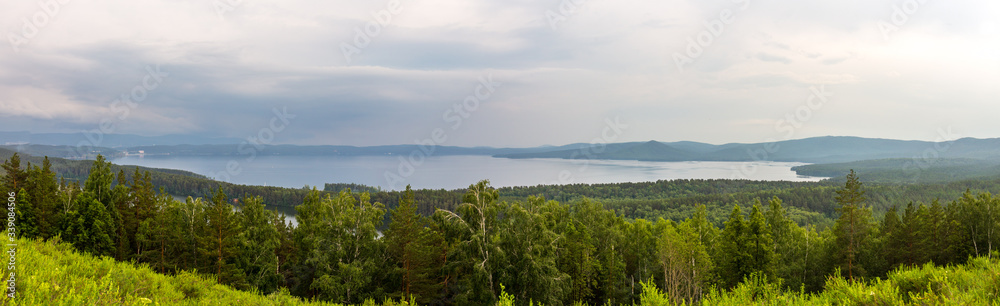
0,143,123,159
793,158,1000,183
0,147,206,182
498,136,1000,163
0,148,314,208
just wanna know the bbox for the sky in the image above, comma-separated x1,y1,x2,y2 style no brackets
1,0,998,148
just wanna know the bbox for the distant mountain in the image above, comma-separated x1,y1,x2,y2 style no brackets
0,144,122,159
124,143,577,157
499,142,644,159
5,131,1000,165
0,131,243,147
496,136,1000,164
696,136,933,162
602,141,694,161
500,141,695,161
664,141,744,154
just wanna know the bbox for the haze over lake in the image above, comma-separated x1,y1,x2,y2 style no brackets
112,155,825,190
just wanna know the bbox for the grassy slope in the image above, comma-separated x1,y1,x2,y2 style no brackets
10,235,1000,305
702,257,1000,305
8,237,373,306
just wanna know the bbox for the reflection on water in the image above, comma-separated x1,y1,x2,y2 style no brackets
270,205,298,227
171,194,299,227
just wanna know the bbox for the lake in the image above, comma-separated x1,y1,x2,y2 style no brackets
112,155,826,191
119,155,826,227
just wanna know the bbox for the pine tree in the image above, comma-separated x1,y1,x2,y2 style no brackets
55,155,121,257
1,153,27,192
137,193,181,274
926,200,947,265
237,195,282,294
832,169,875,281
130,169,157,256
26,157,60,239
15,188,37,239
110,170,131,261
717,204,749,289
899,202,921,266
1,154,27,235
938,200,964,265
385,185,444,304
61,192,116,257
201,187,245,288
879,205,903,271
83,155,114,206
746,201,775,280
912,204,933,265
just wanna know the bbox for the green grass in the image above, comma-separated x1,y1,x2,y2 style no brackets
3,237,412,306
7,235,1000,305
698,257,1000,305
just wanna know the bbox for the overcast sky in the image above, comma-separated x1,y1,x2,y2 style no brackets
2,0,998,147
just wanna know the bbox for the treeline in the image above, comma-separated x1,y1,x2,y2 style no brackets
328,176,1000,232
325,183,465,217
5,154,1000,305
498,177,1000,230
0,148,315,208
792,158,1000,184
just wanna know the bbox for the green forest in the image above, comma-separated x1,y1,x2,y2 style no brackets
3,153,1000,305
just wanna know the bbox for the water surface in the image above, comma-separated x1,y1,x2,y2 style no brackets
113,155,825,191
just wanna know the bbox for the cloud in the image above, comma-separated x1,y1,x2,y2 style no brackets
755,53,792,64
0,0,998,146
821,57,849,65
